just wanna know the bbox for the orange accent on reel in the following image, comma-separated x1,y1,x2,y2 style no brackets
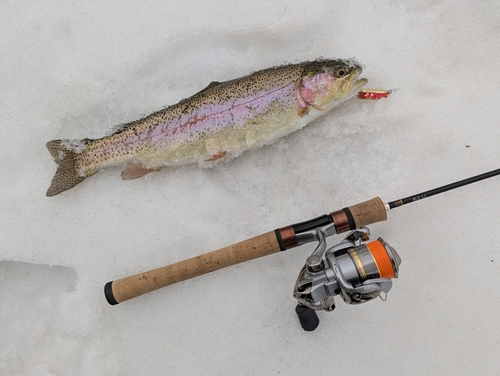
366,239,395,278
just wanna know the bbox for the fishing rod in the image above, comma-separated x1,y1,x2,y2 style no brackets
104,168,500,330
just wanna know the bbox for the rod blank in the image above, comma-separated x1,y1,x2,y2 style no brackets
388,168,500,209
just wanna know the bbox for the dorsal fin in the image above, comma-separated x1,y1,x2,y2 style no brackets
193,81,221,96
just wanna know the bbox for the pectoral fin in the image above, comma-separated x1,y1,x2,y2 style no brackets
121,164,162,180
205,151,227,162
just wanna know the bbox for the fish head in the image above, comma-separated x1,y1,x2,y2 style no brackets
298,59,368,110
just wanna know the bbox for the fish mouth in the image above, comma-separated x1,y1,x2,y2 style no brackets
342,66,368,96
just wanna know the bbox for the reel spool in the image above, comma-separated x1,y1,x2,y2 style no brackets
293,225,401,331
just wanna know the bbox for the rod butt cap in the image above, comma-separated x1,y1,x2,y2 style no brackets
104,281,119,305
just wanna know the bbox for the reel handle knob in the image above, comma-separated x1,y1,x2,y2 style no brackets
295,304,320,331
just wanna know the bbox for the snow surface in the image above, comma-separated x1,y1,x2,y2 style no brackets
1,1,500,375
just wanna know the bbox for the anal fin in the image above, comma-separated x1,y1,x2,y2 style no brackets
121,164,162,180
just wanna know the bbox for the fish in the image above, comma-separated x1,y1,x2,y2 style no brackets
46,59,367,196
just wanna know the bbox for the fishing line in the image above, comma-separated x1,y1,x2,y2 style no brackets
359,8,500,97
358,11,500,210
450,7,497,80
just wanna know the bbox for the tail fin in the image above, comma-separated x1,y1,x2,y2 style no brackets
46,140,89,197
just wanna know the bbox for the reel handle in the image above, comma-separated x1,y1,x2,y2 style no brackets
105,231,281,305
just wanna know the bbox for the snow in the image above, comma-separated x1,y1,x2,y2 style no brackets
1,1,500,374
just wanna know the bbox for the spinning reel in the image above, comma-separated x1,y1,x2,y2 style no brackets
293,225,401,331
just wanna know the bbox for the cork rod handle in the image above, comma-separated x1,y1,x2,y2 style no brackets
105,230,281,305
347,197,387,228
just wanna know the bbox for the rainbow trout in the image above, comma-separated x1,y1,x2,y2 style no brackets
46,59,367,196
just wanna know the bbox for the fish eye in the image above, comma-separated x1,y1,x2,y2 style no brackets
334,66,349,78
